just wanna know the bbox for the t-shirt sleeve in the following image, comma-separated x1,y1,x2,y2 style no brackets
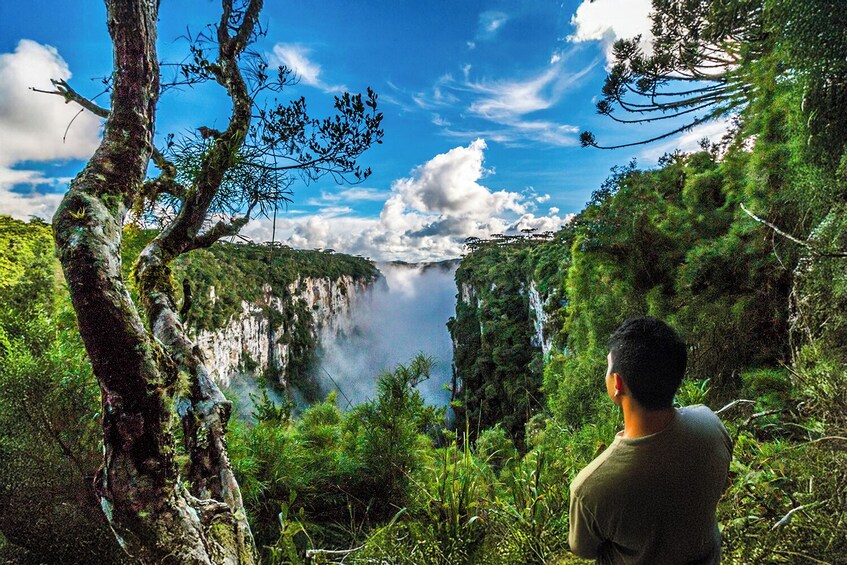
569,492,605,559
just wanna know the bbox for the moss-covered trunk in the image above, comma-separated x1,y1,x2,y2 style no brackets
51,0,256,562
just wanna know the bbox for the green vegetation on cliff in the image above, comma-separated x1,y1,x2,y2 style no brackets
120,227,377,395
449,231,571,446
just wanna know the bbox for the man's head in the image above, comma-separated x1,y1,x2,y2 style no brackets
607,317,687,411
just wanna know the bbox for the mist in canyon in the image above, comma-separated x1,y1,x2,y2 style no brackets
315,261,459,409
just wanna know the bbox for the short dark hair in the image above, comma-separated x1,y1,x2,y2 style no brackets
608,317,687,411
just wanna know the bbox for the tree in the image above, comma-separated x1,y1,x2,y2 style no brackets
580,0,767,149
46,0,382,562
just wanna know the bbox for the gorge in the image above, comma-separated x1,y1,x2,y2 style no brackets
180,246,468,413
179,237,558,422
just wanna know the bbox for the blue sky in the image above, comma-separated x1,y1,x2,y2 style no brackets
0,0,729,261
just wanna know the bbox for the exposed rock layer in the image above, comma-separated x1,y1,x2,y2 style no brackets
194,274,372,388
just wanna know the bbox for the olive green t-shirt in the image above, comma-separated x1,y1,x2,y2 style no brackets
569,405,733,564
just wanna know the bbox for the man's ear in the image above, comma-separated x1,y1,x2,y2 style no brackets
614,374,625,397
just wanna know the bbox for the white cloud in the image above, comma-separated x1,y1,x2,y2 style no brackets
240,140,569,261
304,186,389,206
269,43,346,93
412,74,460,111
401,50,592,147
569,0,654,66
0,166,66,220
318,205,354,217
432,114,451,127
417,57,592,146
468,66,564,120
391,139,524,218
0,40,103,221
479,11,509,36
337,187,391,202
638,117,734,162
0,39,102,167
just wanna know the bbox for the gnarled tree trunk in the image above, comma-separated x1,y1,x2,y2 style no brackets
52,0,257,562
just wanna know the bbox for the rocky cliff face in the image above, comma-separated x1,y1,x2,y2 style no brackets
194,274,373,389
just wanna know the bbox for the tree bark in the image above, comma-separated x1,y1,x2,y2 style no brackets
52,0,257,562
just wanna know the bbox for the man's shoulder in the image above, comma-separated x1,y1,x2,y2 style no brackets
570,438,625,500
677,405,730,433
677,405,733,455
678,404,721,423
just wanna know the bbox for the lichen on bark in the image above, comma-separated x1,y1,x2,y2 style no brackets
51,0,260,562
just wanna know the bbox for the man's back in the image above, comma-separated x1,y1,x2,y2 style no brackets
569,405,733,564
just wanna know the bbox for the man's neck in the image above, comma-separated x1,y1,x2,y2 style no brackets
621,405,676,439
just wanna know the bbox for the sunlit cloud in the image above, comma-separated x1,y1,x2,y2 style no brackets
239,140,569,261
569,0,654,66
269,43,346,93
0,39,102,168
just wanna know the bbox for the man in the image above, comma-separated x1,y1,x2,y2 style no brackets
569,317,733,564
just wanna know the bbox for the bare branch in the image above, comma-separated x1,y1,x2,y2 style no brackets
715,399,756,415
771,499,829,530
186,213,252,252
32,78,110,118
740,203,847,258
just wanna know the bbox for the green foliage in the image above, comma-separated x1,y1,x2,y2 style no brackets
718,418,847,564
543,352,606,431
0,218,127,562
449,234,568,448
352,420,586,565
228,355,444,561
0,216,55,315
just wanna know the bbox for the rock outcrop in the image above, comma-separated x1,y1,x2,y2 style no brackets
194,274,373,389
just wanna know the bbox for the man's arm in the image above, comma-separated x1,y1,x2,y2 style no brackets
569,492,605,559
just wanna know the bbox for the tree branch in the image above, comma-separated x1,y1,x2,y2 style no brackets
716,399,756,415
36,78,182,201
32,78,110,118
186,213,252,252
740,203,847,258
583,114,717,149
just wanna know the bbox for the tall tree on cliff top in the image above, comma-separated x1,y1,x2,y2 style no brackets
46,0,382,561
